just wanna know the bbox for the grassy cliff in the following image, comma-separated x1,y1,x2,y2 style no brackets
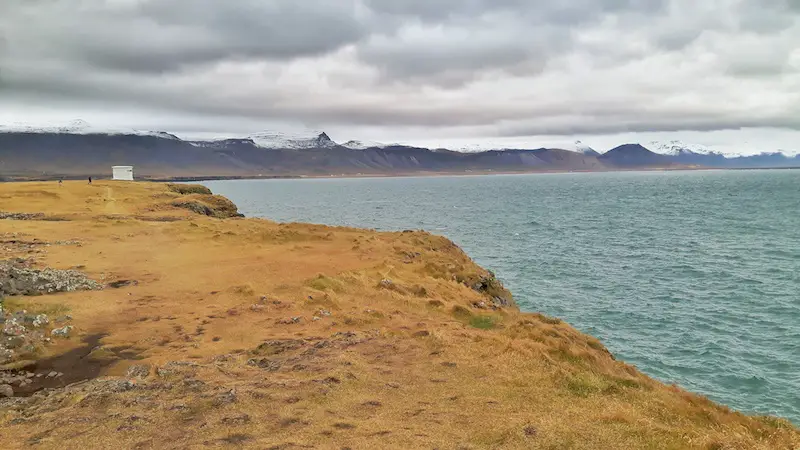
0,181,797,449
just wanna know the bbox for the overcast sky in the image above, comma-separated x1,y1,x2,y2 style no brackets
1,0,799,154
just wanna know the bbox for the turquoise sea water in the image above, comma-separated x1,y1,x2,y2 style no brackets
204,170,800,423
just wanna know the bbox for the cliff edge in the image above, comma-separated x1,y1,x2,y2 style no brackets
0,181,797,449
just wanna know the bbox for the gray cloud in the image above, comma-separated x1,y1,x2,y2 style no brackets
364,0,667,24
734,1,798,33
356,22,555,85
498,114,800,137
357,0,670,84
2,0,367,73
1,0,799,147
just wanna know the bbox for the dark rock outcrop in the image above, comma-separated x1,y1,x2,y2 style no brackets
172,195,243,218
166,184,213,195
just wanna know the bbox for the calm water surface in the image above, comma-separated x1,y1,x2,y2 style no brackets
204,170,800,423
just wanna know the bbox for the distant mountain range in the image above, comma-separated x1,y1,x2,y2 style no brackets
0,123,797,179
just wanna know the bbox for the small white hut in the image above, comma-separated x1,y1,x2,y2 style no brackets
112,166,134,181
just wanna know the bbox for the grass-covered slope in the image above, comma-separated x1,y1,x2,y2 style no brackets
0,181,796,449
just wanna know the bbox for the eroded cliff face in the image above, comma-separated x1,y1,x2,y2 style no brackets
0,181,797,449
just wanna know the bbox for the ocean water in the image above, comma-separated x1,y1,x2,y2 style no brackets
203,170,800,423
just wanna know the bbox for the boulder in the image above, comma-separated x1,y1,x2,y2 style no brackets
32,314,49,328
3,318,26,336
51,325,74,338
126,364,151,379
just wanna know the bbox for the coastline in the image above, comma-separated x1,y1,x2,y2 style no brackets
0,181,797,448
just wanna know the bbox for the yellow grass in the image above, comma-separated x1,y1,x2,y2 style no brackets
0,181,797,449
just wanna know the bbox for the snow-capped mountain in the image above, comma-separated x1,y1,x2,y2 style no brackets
57,119,92,133
443,140,601,154
648,140,716,156
247,131,336,149
341,140,386,150
2,120,796,163
0,119,180,140
568,140,600,156
2,121,798,179
453,143,500,152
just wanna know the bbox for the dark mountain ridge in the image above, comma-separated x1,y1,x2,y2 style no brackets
0,130,796,179
598,144,675,167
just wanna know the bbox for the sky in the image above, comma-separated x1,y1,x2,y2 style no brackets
1,0,799,155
